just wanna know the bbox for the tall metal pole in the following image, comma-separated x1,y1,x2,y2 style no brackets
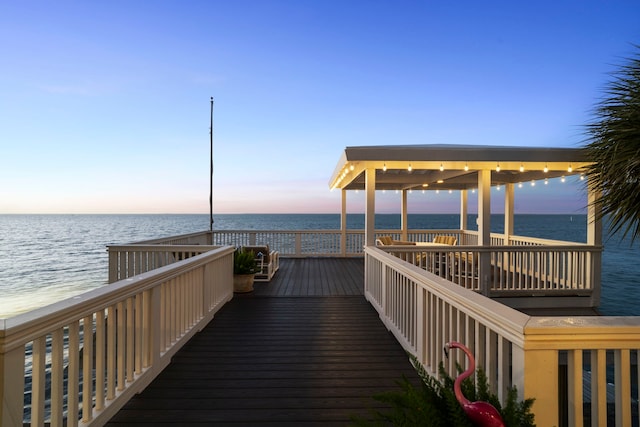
209,97,214,231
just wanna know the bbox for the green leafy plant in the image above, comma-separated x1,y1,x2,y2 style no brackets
233,248,257,275
351,354,535,426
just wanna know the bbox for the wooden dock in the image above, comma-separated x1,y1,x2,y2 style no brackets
106,258,421,426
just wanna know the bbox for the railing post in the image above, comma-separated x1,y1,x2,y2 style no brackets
0,339,25,427
295,232,302,257
108,247,118,284
479,250,491,297
524,348,559,427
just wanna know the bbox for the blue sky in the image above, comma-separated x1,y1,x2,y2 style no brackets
1,1,639,214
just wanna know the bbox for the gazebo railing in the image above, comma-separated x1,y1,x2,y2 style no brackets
377,244,601,307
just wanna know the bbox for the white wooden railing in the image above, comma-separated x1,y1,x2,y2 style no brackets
107,244,220,283
0,246,233,427
133,230,600,306
364,246,640,427
378,245,599,292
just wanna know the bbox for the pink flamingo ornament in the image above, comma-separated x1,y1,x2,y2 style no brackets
444,341,505,427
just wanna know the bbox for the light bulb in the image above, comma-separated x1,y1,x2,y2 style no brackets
496,163,500,172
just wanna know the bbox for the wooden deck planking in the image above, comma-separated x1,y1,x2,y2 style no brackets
247,257,365,297
106,259,420,426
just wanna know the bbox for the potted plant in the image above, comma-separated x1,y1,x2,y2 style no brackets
233,248,257,293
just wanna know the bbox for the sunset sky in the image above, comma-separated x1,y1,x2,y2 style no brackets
1,1,639,214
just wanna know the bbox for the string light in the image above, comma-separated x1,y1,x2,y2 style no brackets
349,164,354,171
408,164,412,172
520,164,525,172
496,185,501,191
568,164,573,173
543,164,548,173
561,176,566,182
545,178,549,185
531,180,535,186
448,189,452,194
382,163,387,172
580,174,585,180
464,163,469,171
496,163,501,172
518,182,523,188
440,163,444,171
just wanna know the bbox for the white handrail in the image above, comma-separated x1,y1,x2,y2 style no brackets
1,246,234,427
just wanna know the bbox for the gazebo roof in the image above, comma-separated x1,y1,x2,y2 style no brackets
329,144,590,191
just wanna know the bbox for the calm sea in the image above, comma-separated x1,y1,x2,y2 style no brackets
1,213,638,318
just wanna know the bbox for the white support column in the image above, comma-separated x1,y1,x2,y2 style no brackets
587,187,602,307
460,190,468,231
477,170,491,246
401,190,408,241
365,168,376,247
504,183,514,245
478,170,492,296
341,189,347,257
587,188,602,246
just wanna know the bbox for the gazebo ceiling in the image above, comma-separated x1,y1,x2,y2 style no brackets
329,144,591,191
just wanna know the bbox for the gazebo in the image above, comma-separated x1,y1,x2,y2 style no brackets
329,144,601,312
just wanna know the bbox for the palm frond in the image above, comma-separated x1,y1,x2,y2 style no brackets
584,45,640,242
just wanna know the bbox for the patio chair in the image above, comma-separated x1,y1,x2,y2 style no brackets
375,235,416,246
433,235,457,245
242,245,280,282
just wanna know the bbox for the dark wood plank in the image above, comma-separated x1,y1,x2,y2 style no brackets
247,258,364,297
106,294,421,426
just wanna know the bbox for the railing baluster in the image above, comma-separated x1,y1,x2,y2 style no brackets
31,336,46,427
614,349,631,426
82,315,94,423
95,310,105,411
67,322,80,427
50,329,64,427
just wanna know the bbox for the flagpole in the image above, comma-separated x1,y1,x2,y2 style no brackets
209,97,214,231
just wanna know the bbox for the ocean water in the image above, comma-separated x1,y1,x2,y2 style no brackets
1,213,638,318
